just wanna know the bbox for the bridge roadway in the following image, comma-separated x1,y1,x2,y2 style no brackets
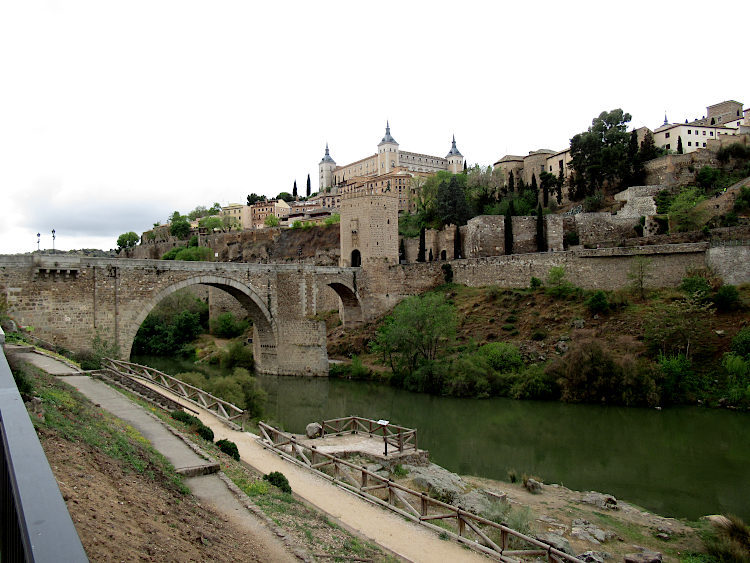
0,254,368,376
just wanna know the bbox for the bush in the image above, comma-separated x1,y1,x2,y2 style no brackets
263,471,291,493
219,341,254,370
680,276,712,297
171,410,200,425
188,235,199,247
196,424,214,442
441,263,453,284
545,266,577,299
161,247,183,260
531,328,547,341
479,342,523,373
734,186,750,213
530,277,542,289
210,312,250,338
509,365,559,400
704,514,750,563
732,328,750,358
659,353,699,404
585,291,609,314
714,285,741,312
216,439,240,461
564,232,580,247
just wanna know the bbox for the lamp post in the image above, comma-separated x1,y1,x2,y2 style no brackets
37,233,40,252
51,229,56,254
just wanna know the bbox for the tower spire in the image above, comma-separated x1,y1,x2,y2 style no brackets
663,112,668,126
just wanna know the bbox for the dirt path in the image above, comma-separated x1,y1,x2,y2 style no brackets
142,381,489,563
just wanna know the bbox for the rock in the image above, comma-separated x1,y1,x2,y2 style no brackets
571,520,614,544
457,489,491,515
578,551,608,563
305,422,323,439
655,533,670,541
571,319,585,329
405,463,466,504
525,478,543,494
581,492,618,510
556,341,569,354
624,547,662,563
538,532,574,555
538,515,564,526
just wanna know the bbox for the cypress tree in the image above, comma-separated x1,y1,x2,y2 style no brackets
508,170,515,193
504,201,514,255
463,161,467,172
306,174,311,197
293,180,298,199
677,136,684,154
536,204,547,252
542,182,549,208
428,248,433,262
453,226,462,259
417,227,426,262
399,238,405,263
556,170,564,205
531,173,538,197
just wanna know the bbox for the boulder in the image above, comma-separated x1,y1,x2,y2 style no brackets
525,478,543,494
578,551,608,563
538,532,574,555
571,519,615,544
405,463,466,504
581,492,618,510
305,422,323,439
624,547,662,563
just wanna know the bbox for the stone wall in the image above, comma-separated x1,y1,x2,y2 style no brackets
614,185,663,218
574,213,640,246
464,216,505,258
511,216,537,254
644,150,718,186
707,245,750,286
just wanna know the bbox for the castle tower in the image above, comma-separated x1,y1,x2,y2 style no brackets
446,135,464,174
339,189,399,268
319,143,336,191
376,121,400,174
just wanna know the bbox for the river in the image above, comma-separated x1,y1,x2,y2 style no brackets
133,355,750,521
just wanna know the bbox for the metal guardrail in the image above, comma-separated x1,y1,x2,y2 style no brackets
321,416,418,454
258,422,577,563
0,346,89,561
102,358,246,428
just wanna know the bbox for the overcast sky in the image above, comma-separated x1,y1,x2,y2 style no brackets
0,0,747,254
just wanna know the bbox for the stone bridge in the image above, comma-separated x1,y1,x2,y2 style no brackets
0,255,370,376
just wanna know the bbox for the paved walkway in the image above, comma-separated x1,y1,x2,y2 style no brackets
137,380,489,563
62,374,296,563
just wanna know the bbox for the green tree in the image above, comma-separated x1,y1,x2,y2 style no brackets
569,109,633,198
504,201,514,255
677,136,684,154
292,180,298,199
540,171,557,207
370,293,456,375
668,186,707,232
638,130,660,162
306,174,311,197
436,176,471,227
627,255,652,299
169,215,191,240
276,191,293,202
222,216,241,231
508,170,515,193
116,231,139,252
264,214,280,227
199,216,224,231
246,193,263,205
536,204,546,252
417,226,426,262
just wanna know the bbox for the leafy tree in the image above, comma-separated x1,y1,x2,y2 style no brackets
370,293,456,376
569,109,633,198
644,295,715,359
677,136,684,154
504,201,514,255
264,214,280,227
188,235,198,247
306,174,311,197
436,176,471,227
222,216,241,231
172,246,212,261
199,216,224,231
210,312,250,338
668,186,707,232
116,231,139,252
638,130,660,162
276,191,293,203
540,171,557,207
417,226,426,262
536,204,546,252
247,193,264,206
292,180,298,199
530,173,538,198
627,255,652,299
169,216,191,240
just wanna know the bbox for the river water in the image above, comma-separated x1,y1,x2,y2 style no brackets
132,355,750,521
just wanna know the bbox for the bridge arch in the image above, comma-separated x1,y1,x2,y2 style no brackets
122,275,278,374
326,281,363,328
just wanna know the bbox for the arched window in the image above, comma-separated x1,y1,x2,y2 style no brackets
440,250,447,260
351,249,361,267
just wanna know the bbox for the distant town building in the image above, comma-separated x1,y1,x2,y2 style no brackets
319,123,465,212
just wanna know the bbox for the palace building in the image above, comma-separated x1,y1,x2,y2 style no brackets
319,123,465,212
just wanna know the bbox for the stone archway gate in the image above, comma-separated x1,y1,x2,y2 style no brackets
0,255,362,376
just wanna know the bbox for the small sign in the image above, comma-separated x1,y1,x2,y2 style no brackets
376,419,389,426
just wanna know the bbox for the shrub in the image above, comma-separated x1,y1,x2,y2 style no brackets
188,235,199,247
714,285,741,312
680,276,711,297
441,263,453,284
585,290,609,314
704,514,750,563
507,469,518,483
531,328,547,341
263,471,291,493
564,232,580,247
659,353,699,404
220,341,254,370
196,424,214,442
479,342,523,373
210,312,250,338
161,247,183,260
734,186,750,213
171,410,200,425
545,266,576,299
530,277,542,289
509,365,559,400
732,328,750,358
217,439,240,461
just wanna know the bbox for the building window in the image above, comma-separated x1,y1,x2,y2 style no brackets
687,130,691,134
710,131,714,136
688,142,692,146
665,132,670,138
666,144,671,150
703,143,706,147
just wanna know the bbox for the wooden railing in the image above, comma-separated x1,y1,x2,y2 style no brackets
321,415,418,454
258,422,577,563
102,358,246,429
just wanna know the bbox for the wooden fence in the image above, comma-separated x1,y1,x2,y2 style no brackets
102,358,246,429
321,416,418,454
258,422,578,563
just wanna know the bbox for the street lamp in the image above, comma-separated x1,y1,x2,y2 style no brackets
37,233,40,252
51,229,56,254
